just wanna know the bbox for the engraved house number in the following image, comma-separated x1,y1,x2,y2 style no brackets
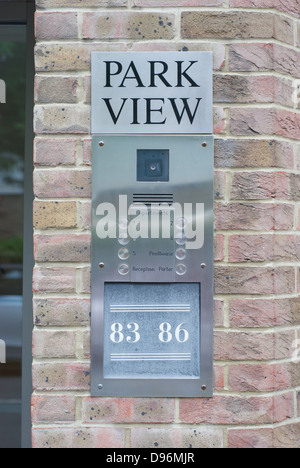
110,322,189,344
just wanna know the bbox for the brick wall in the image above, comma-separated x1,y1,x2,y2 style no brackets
32,0,300,448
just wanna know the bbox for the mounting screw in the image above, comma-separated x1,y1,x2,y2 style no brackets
98,384,103,390
201,263,206,269
99,262,105,269
202,142,207,148
99,141,105,147
201,385,207,391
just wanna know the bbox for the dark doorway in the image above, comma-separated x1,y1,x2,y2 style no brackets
0,0,34,448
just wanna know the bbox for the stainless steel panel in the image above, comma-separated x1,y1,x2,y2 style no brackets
91,135,214,397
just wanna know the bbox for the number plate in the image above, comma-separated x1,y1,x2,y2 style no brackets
103,283,200,379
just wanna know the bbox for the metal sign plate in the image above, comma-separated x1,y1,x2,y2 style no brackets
91,135,214,397
91,52,213,135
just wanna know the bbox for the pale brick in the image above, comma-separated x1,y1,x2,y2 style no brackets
230,172,290,200
32,266,77,293
135,0,225,5
214,139,294,169
35,12,78,40
82,12,175,40
230,43,300,78
214,330,291,361
82,138,92,166
181,12,293,42
215,266,295,295
33,298,90,327
214,107,226,133
229,234,300,263
33,330,77,358
214,75,294,107
82,398,175,424
31,395,76,423
228,427,274,448
229,0,300,19
231,108,300,140
35,43,127,73
214,234,224,261
34,234,91,262
214,171,226,200
32,427,125,449
214,300,225,327
130,426,223,449
34,169,91,198
32,362,90,391
35,76,81,104
34,138,76,166
34,105,90,134
79,266,91,294
33,201,77,229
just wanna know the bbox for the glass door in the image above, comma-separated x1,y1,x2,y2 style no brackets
0,22,27,448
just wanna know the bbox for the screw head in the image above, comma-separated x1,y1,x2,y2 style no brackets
99,262,105,269
99,141,105,147
201,263,206,269
201,385,207,391
202,142,207,148
98,384,103,390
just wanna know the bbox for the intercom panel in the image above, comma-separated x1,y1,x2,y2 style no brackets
90,135,214,397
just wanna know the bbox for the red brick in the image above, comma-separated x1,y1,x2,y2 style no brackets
230,297,300,328
214,234,224,261
215,202,294,231
214,139,294,169
215,266,295,295
32,362,90,391
229,423,300,449
31,395,76,423
135,0,225,5
180,395,275,425
229,363,290,392
34,138,76,166
231,108,300,140
229,0,300,19
229,427,273,448
35,12,78,40
82,12,175,40
230,172,290,200
36,0,127,7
